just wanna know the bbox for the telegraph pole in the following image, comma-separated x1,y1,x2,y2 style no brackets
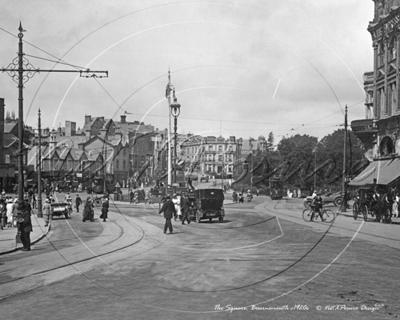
340,105,348,212
37,109,42,217
1,23,108,204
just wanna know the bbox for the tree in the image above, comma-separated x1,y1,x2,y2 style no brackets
266,132,274,151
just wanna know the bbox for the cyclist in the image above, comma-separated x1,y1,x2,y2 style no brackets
311,192,324,221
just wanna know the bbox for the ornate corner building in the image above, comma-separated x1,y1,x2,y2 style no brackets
351,0,400,187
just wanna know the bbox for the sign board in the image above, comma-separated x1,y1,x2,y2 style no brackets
151,137,162,142
76,173,82,177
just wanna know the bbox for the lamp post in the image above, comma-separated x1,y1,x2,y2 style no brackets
170,95,181,195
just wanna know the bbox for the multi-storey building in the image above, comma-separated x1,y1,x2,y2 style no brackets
351,0,400,188
182,135,241,179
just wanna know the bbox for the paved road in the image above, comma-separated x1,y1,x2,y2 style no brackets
0,195,399,320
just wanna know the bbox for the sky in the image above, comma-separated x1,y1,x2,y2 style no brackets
0,0,375,144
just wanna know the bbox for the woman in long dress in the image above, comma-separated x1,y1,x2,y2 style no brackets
6,199,14,228
82,198,94,222
100,198,109,222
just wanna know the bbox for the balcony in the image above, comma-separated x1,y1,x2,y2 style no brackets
351,119,377,148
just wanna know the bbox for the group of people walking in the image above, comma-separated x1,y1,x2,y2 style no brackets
159,193,192,234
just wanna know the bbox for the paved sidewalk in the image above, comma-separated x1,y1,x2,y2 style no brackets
0,209,50,255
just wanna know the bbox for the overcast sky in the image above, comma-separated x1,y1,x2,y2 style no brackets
0,0,374,143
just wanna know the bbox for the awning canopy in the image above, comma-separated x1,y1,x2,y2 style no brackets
349,158,400,187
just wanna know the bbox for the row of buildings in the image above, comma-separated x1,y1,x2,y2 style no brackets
351,0,400,189
0,98,270,191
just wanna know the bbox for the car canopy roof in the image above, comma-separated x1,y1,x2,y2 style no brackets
193,188,224,200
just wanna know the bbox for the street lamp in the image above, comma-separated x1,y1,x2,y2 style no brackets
170,96,181,194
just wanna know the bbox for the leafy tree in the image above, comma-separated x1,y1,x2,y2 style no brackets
266,132,274,151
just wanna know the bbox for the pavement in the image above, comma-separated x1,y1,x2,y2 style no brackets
0,209,49,255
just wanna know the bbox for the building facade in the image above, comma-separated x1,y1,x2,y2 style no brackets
351,0,400,187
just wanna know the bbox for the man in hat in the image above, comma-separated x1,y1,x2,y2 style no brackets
159,195,176,234
18,208,32,251
180,193,191,225
311,192,324,221
100,198,109,222
75,194,82,213
43,199,53,227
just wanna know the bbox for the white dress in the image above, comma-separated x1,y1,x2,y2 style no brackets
173,197,182,217
6,203,13,226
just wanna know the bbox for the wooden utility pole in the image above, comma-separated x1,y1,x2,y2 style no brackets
340,105,348,212
1,23,108,204
37,109,42,217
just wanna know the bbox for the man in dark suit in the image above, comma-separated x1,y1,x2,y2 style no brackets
180,194,191,225
18,207,32,251
159,195,176,234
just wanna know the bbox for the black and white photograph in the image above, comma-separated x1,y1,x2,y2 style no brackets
0,1,399,319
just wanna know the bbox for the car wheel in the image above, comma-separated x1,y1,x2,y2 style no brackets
209,218,212,222
334,197,343,207
219,217,223,222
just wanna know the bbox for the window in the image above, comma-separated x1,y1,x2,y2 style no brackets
208,145,213,151
123,160,126,170
218,145,223,152
389,37,397,61
378,42,384,68
391,83,398,112
116,159,119,170
5,155,10,164
382,88,387,114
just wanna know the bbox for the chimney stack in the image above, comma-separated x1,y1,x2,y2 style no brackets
121,114,126,124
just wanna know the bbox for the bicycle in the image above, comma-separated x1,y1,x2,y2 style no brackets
302,206,336,223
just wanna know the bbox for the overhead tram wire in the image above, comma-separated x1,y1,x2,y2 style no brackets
0,26,85,72
24,54,88,70
288,99,365,133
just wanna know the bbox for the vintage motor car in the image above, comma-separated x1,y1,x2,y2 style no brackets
188,188,225,223
303,191,343,208
50,202,72,219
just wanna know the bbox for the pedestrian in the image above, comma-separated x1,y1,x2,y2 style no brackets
82,197,94,222
256,189,259,197
180,193,191,225
100,198,109,222
75,194,82,212
12,199,19,227
158,195,176,234
144,190,151,205
24,197,32,214
172,194,181,221
32,192,36,209
18,207,32,251
232,190,237,203
238,193,244,204
0,198,6,230
42,199,53,227
129,189,134,204
6,199,13,228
